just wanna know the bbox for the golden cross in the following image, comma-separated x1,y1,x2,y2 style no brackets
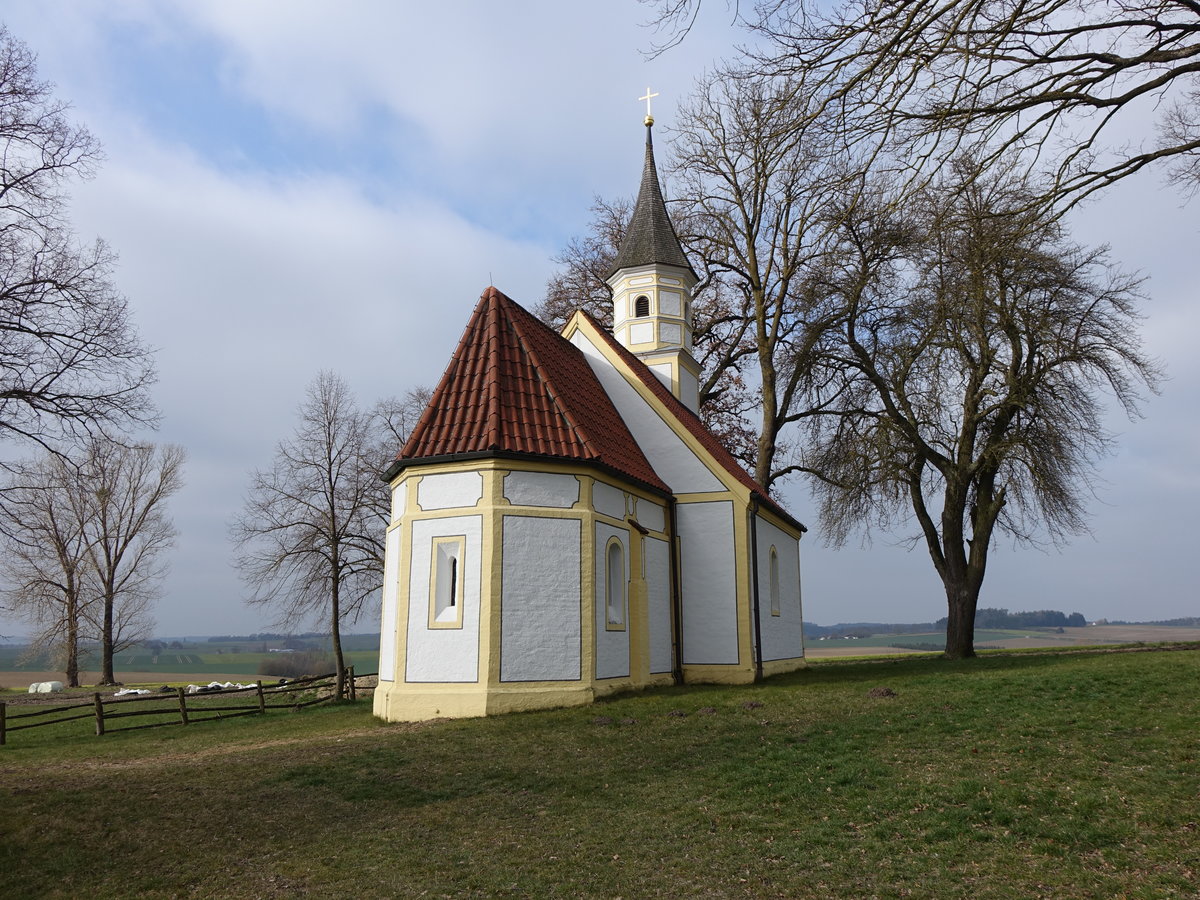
639,87,660,119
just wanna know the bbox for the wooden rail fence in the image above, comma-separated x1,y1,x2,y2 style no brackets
1,668,372,746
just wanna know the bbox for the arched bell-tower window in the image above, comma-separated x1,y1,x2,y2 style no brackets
634,295,650,318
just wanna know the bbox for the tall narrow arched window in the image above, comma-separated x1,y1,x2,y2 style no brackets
606,538,626,629
634,295,650,318
769,546,781,617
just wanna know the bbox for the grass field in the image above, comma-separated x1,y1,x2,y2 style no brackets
2,648,1197,898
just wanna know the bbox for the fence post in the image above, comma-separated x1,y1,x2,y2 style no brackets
349,665,357,701
93,692,105,736
256,680,265,714
177,687,189,726
1,700,6,746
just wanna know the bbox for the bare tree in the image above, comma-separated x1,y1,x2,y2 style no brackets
0,455,94,686
0,26,155,456
372,386,434,452
669,71,858,489
233,372,385,697
0,439,181,684
647,0,1200,207
85,439,185,683
794,160,1162,658
538,196,634,331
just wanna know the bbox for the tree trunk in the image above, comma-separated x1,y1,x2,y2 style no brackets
65,592,80,688
100,593,116,684
943,576,979,660
330,582,345,699
755,295,779,486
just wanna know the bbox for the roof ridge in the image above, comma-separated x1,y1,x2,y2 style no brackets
485,289,503,450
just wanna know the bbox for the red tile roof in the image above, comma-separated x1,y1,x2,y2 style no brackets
394,287,670,496
576,311,805,532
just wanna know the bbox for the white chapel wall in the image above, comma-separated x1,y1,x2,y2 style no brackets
500,515,583,682
754,515,804,661
570,331,724,493
390,481,408,522
418,471,483,510
378,524,402,682
405,515,482,682
645,536,673,674
677,501,740,665
594,521,631,679
503,471,580,509
592,481,627,519
634,498,665,533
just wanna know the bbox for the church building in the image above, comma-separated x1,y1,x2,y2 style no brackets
373,113,807,722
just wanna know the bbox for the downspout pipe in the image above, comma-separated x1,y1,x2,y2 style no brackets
749,498,764,683
667,497,684,685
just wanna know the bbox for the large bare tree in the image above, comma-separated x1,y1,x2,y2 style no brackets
233,372,386,697
85,439,185,684
0,439,182,684
0,26,155,456
670,72,851,489
647,0,1200,208
0,455,94,686
794,161,1162,657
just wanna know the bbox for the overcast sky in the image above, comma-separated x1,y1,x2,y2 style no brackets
0,1,1194,639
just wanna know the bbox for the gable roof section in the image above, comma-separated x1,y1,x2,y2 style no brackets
389,287,670,496
608,124,697,280
574,310,805,532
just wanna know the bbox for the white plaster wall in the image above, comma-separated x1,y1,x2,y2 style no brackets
503,471,579,509
636,499,665,533
630,322,654,344
593,481,627,520
646,536,673,674
378,525,402,682
500,515,582,682
677,501,739,665
595,522,630,679
390,481,408,523
755,516,805,661
679,366,700,413
648,362,673,391
660,323,682,345
659,291,682,316
405,515,482,682
418,471,483,510
571,331,724,493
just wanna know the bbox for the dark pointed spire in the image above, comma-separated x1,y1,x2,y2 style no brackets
608,122,696,279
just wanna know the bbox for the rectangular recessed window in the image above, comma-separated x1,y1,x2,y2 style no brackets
429,536,466,629
769,546,781,617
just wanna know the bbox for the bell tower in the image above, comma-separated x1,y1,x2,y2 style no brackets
607,95,701,412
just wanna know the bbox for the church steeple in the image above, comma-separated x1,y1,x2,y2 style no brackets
607,107,701,412
608,123,696,278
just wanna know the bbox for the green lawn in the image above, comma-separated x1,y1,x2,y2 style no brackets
2,649,1197,898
